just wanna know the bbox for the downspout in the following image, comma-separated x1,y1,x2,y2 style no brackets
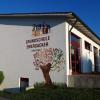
68,19,77,75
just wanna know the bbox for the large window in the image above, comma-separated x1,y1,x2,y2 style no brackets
85,41,92,51
70,33,81,74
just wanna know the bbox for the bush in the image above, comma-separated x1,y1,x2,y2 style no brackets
11,87,100,100
34,82,45,89
54,83,67,89
11,82,100,100
34,82,67,89
0,71,4,84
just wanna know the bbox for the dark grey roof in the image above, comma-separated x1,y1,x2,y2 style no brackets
0,12,99,45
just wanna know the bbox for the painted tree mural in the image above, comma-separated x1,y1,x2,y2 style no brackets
33,48,65,86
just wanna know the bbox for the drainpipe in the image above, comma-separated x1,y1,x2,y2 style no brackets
68,19,77,75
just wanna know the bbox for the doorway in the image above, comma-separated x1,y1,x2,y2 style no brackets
20,77,29,91
94,47,98,72
70,33,81,74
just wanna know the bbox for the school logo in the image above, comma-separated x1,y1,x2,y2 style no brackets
32,23,50,37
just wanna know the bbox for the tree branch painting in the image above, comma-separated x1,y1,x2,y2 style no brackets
33,48,65,86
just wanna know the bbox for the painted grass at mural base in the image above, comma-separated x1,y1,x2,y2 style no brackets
11,84,100,100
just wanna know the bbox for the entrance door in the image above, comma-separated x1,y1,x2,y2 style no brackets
20,77,29,91
70,34,81,74
94,47,98,72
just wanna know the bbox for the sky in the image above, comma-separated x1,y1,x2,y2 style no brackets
0,0,100,37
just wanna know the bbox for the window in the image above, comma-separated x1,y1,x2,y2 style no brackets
85,41,92,51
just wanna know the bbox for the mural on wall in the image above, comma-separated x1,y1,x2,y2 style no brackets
33,48,65,86
26,22,65,86
32,24,50,37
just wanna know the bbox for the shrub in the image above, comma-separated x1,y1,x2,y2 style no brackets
34,82,67,89
11,87,100,100
54,83,67,89
0,71,4,84
34,82,45,89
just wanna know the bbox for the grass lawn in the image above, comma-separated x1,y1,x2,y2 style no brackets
1,84,100,100
0,91,12,99
11,87,100,100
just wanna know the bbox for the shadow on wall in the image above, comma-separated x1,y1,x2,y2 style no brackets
68,75,100,88
88,59,92,72
81,56,92,73
97,55,100,71
3,86,28,93
82,55,100,73
0,17,65,27
3,87,20,93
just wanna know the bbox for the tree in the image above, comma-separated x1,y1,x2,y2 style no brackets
33,48,65,86
0,71,4,85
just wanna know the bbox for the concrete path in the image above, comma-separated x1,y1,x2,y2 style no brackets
0,97,10,100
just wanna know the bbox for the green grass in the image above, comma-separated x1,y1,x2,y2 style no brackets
0,91,12,99
11,87,100,100
11,88,100,100
1,83,100,100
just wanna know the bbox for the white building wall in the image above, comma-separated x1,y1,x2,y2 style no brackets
65,23,70,75
0,17,67,92
70,26,100,73
0,17,99,92
65,22,70,86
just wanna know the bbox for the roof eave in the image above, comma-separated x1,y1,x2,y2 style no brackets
0,12,99,45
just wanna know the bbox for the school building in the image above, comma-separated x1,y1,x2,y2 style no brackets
0,12,100,92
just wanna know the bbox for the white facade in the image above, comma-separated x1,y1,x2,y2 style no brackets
71,27,100,73
0,17,67,92
0,13,99,92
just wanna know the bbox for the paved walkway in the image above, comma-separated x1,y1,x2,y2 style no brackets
0,97,10,100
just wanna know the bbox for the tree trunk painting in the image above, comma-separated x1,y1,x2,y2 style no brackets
40,63,52,86
33,48,65,86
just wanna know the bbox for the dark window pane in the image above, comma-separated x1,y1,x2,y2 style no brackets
85,41,91,51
